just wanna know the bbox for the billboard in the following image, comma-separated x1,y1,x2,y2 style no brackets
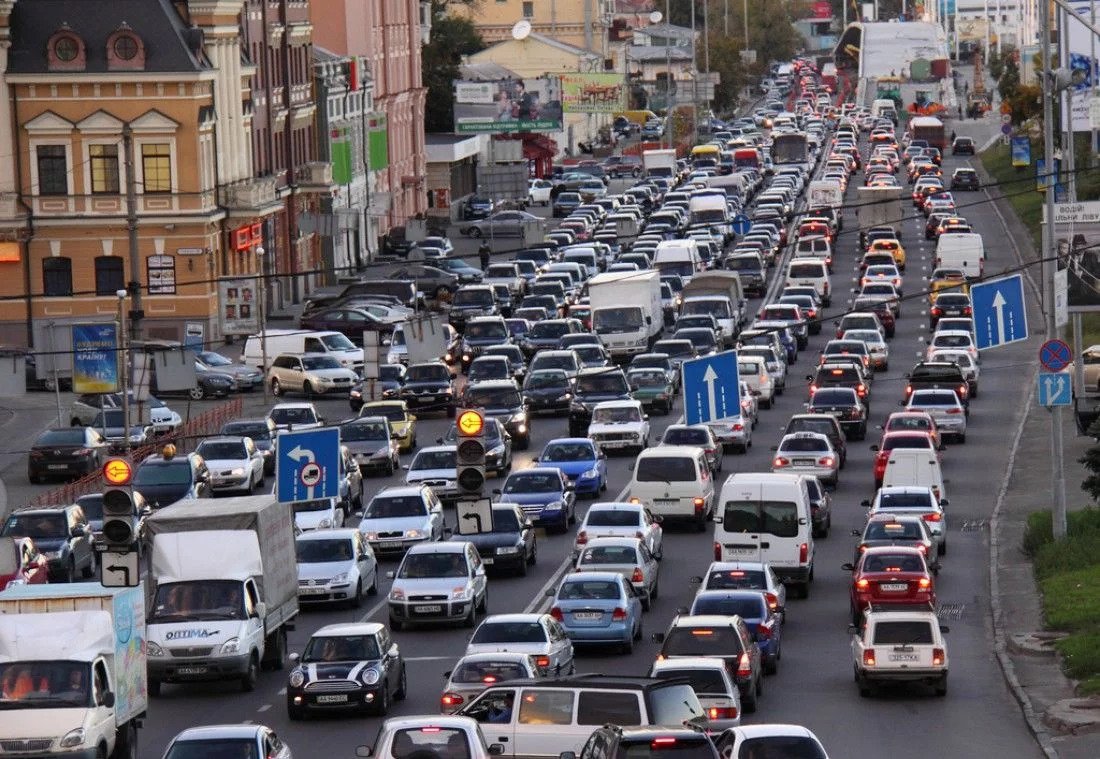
218,277,261,335
560,73,627,113
453,77,563,134
1056,202,1100,312
1063,1,1100,131
71,323,120,394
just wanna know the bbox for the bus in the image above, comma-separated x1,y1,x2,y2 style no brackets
771,132,810,167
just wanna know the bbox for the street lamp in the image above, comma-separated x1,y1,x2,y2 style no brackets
117,289,132,452
256,246,270,404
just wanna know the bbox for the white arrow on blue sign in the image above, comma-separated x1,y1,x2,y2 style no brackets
682,350,741,426
277,427,341,504
1038,372,1073,407
971,273,1028,350
732,214,752,235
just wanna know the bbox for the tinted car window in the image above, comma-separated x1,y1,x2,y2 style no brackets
735,737,826,759
663,627,743,656
635,456,697,482
36,429,87,446
722,501,799,538
691,596,767,618
872,621,935,645
576,691,642,726
651,668,727,695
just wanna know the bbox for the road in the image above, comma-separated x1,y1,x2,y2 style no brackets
0,146,1044,758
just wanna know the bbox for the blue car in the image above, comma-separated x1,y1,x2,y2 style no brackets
498,467,576,533
535,438,607,497
689,589,783,674
550,571,643,654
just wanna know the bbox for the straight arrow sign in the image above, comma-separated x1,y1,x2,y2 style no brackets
992,290,1006,345
703,365,719,421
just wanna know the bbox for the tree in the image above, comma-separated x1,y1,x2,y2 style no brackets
703,34,747,113
998,54,1020,103
1079,440,1100,502
421,0,486,133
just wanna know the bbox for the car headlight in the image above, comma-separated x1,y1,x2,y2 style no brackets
362,668,382,685
496,546,521,555
350,388,362,400
147,641,165,657
220,637,240,655
332,572,349,584
59,729,86,749
488,444,506,457
451,586,472,600
231,467,245,476
362,531,379,540
319,518,333,529
289,670,306,688
556,393,573,402
390,587,405,601
405,529,426,539
544,500,563,512
581,468,599,479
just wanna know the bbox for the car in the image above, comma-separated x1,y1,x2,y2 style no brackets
905,388,967,442
194,436,266,494
903,362,970,409
358,484,445,556
435,257,486,284
465,613,575,676
865,485,949,554
660,424,723,474
292,496,344,532
652,615,764,714
852,513,936,563
925,329,979,364
770,431,840,486
784,413,847,467
460,210,542,238
68,392,182,434
574,536,659,610
688,590,783,674
298,306,394,345
881,410,942,449
851,606,949,697
27,426,108,483
717,724,829,758
350,365,406,412
586,400,650,455
467,356,515,385
0,536,50,590
387,541,488,630
627,368,676,415
696,561,787,621
440,652,542,714
357,716,505,759
359,400,417,453
574,502,663,559
805,387,868,440
498,467,576,533
803,475,832,539
843,329,890,370
267,401,324,431
340,416,401,476
463,195,496,220
403,445,458,505
648,658,742,729
295,528,378,606
951,135,976,155
843,546,937,624
133,448,212,508
548,571,645,654
461,380,531,450
535,438,607,497
529,178,553,206
454,503,537,574
388,264,460,299
267,353,359,397
220,417,278,473
399,361,457,417
286,622,406,718
0,505,95,582
161,725,291,759
929,348,980,397
185,363,237,400
75,490,151,541
629,353,680,391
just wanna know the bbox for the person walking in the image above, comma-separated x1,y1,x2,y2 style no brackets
478,241,491,271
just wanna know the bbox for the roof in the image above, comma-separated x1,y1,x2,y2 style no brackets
627,46,694,62
313,622,385,637
635,22,696,41
670,614,743,627
707,560,769,571
296,528,360,541
847,21,948,79
407,541,468,554
170,725,265,742
732,725,818,739
524,32,601,60
460,61,519,81
8,0,208,74
477,613,545,623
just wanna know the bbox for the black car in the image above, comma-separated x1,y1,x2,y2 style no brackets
552,192,583,218
450,504,536,574
951,136,976,155
573,727,720,759
286,623,406,718
349,364,407,411
950,167,980,191
449,286,499,331
724,253,766,297
784,413,847,467
568,368,632,437
220,417,279,474
298,306,393,345
460,317,512,372
1,505,96,582
481,344,528,383
133,450,213,508
522,369,575,416
904,361,970,408
805,387,867,440
462,195,495,220
27,427,108,483
398,362,457,417
76,490,152,541
809,364,870,405
522,319,585,359
461,380,531,449
929,292,973,326
441,417,513,476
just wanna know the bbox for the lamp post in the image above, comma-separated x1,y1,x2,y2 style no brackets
117,290,131,453
256,246,270,405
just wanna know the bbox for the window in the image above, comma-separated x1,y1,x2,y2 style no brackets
141,143,171,193
94,256,124,296
54,36,79,62
36,145,68,195
42,257,72,297
517,689,574,725
522,1,534,16
113,35,138,60
576,691,640,725
89,144,120,194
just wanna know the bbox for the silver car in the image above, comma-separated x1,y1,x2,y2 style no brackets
464,613,574,677
440,652,541,714
387,541,488,629
295,528,378,606
905,388,967,441
268,353,359,397
194,436,266,494
770,432,839,486
459,210,542,239
359,485,446,557
574,537,660,610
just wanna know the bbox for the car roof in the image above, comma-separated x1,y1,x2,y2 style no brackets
478,613,546,624
593,400,641,409
583,536,644,548
563,571,628,584
732,725,817,739
171,725,264,742
707,560,769,572
313,622,385,638
545,437,597,447
296,527,358,542
406,541,469,555
670,614,743,627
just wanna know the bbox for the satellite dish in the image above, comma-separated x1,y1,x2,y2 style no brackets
512,19,532,40
649,11,663,23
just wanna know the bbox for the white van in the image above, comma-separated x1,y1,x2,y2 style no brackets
653,239,703,282
628,446,715,529
881,448,947,502
546,261,588,286
242,329,364,373
785,259,832,306
934,233,984,279
871,98,898,123
793,236,833,265
737,355,775,409
713,472,815,597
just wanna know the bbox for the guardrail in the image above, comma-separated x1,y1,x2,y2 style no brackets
26,397,244,507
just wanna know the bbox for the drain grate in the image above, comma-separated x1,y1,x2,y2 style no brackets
936,603,966,620
961,520,989,532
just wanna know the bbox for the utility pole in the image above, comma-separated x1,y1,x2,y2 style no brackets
665,0,672,149
1041,0,1068,539
117,292,131,453
724,0,729,36
122,125,143,341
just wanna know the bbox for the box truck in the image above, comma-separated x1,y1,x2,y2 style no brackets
856,186,905,240
680,271,747,346
588,271,664,359
642,149,678,179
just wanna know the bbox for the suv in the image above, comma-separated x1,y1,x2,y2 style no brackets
569,727,720,759
904,362,970,408
653,615,764,713
399,361,457,417
462,379,531,449
449,286,500,331
461,317,513,372
133,449,212,508
1,504,96,582
568,368,632,436
805,387,868,440
809,363,870,403
850,605,949,697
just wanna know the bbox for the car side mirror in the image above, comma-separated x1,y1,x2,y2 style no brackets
253,602,266,619
847,624,859,635
841,562,855,571
489,746,506,757
939,625,950,634
356,747,373,758
289,652,300,664
102,691,115,708
688,575,703,584
71,526,85,538
939,498,950,507
651,632,666,643
860,499,871,507
385,570,396,580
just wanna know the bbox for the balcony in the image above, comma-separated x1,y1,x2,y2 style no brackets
219,177,283,216
295,162,336,193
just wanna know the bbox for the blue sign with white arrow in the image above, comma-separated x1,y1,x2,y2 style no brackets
276,427,341,504
732,214,752,235
682,350,741,426
1038,372,1073,407
971,274,1028,350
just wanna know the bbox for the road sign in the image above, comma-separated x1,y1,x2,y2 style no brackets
457,498,495,535
972,274,1028,350
277,427,341,504
1040,339,1073,372
1001,113,1012,124
732,214,751,235
682,350,741,426
1001,101,1012,115
1038,372,1073,406
1001,123,1012,135
99,550,141,588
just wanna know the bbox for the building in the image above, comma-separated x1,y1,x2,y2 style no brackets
450,0,612,53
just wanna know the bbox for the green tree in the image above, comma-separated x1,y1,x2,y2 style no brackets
703,34,747,113
421,0,486,134
1080,438,1100,502
998,55,1020,102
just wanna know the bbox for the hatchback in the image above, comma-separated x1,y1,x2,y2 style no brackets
688,590,783,674
653,615,764,713
549,572,644,653
465,613,574,676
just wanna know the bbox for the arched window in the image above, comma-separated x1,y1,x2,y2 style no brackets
43,257,72,297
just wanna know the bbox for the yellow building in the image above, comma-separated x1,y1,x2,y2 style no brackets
450,0,611,53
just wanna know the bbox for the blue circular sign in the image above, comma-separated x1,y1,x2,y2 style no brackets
1001,124,1013,135
732,214,752,235
1040,339,1072,372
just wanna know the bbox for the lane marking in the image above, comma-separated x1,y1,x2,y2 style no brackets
404,655,459,662
257,704,271,712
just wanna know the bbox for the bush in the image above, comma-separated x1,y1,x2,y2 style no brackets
1023,509,1053,557
1032,508,1100,579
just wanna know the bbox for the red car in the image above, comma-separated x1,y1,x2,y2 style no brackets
872,431,941,487
0,536,50,590
844,546,936,624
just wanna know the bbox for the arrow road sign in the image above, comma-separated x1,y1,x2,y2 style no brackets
99,550,140,588
732,214,752,235
277,427,341,504
1039,339,1073,373
682,350,741,426
1038,372,1073,407
971,274,1028,350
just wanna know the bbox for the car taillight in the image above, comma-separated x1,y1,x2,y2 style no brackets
858,544,868,553
708,706,739,720
693,497,705,513
856,578,870,589
714,542,722,560
799,542,809,563
945,407,962,414
963,307,972,315
958,385,969,397
905,384,913,396
550,607,563,621
576,531,588,546
818,456,835,466
736,652,752,677
631,568,644,583
773,456,790,467
732,422,744,431
932,648,945,666
441,693,464,707
612,607,628,620
536,656,551,668
918,577,932,589
923,512,942,522
809,384,818,395
863,648,876,666
917,543,929,554
764,591,778,610
857,385,866,396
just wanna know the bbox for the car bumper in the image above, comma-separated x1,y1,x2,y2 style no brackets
211,477,252,492
562,621,633,644
774,566,812,585
149,653,251,681
860,667,947,682
30,459,96,477
528,399,572,415
298,581,357,602
368,537,431,556
390,600,474,623
775,464,837,481
289,684,385,712
356,457,395,474
708,423,749,445
933,417,966,433
401,394,453,411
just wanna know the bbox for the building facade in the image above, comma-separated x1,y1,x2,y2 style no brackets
450,0,611,54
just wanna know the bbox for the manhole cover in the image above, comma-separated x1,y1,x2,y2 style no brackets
937,603,966,620
961,520,989,532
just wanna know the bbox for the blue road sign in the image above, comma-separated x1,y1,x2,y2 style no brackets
1038,372,1073,407
1040,339,1072,372
277,427,341,504
972,274,1028,350
682,350,741,426
732,214,752,235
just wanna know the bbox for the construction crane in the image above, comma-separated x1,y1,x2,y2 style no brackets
968,49,992,117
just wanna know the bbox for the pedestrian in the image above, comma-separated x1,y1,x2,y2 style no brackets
950,130,957,144
958,104,964,120
478,242,491,271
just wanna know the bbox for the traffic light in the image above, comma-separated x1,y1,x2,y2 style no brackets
101,457,139,550
455,409,486,497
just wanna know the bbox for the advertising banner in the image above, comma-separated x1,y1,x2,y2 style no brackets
218,277,261,335
1056,219,1100,312
453,77,563,134
1062,1,1100,131
1011,136,1032,166
71,323,120,394
560,73,627,113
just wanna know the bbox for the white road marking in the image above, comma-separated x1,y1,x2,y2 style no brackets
404,655,458,662
258,704,271,712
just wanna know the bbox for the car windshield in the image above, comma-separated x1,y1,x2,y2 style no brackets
469,362,509,380
364,495,426,519
579,545,639,565
134,461,193,486
379,365,404,383
365,405,407,422
321,334,356,351
454,290,495,308
196,441,246,460
558,580,621,600
302,634,381,663
587,508,641,527
164,739,259,759
269,407,317,425
293,498,334,514
466,322,509,340
654,342,694,359
471,622,547,644
866,521,923,540
2,513,66,540
410,450,456,470
452,661,528,684
465,388,522,408
912,392,958,406
36,429,86,446
490,509,521,532
198,352,232,366
705,569,766,590
629,371,668,389
662,627,742,656
541,442,595,462
407,364,450,382
222,423,271,441
779,437,828,453
691,595,766,618
503,473,561,494
577,374,629,394
734,737,826,759
388,728,471,759
651,668,728,696
296,537,354,563
399,552,467,578
303,356,342,370
812,390,856,405
862,554,924,572
341,422,388,442
635,456,696,482
530,322,571,339
878,491,933,509
592,406,640,423
150,580,245,622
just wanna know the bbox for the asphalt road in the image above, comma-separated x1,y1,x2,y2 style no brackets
0,147,1044,758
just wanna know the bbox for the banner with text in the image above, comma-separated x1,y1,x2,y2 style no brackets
453,77,563,134
560,73,627,114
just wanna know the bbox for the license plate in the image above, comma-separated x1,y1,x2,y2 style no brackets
47,464,68,470
482,558,494,565
793,459,815,466
574,612,603,621
300,586,327,595
414,605,442,613
177,666,207,675
315,694,350,703
723,546,757,555
654,498,678,505
880,583,908,592
889,653,919,662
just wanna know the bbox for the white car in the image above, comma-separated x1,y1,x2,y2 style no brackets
586,400,650,454
850,607,949,697
738,345,787,393
465,613,575,676
717,725,829,758
163,725,291,759
403,445,459,503
359,485,446,557
925,330,979,363
295,528,378,606
528,178,553,206
293,496,345,532
771,431,840,486
843,329,890,370
194,436,266,494
649,657,742,729
387,541,488,629
905,388,967,441
574,502,663,558
737,356,775,409
267,402,324,431
358,716,505,759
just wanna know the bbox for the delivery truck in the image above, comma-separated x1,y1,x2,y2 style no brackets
143,494,298,695
808,180,844,211
680,271,747,347
910,116,946,151
642,148,678,180
0,584,147,759
856,186,905,240
588,271,664,359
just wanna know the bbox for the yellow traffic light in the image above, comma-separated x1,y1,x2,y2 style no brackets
457,409,485,437
102,458,134,486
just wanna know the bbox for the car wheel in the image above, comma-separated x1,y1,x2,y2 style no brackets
640,591,651,612
858,675,873,698
390,617,404,631
188,385,207,401
939,539,947,556
765,653,778,675
303,381,314,397
28,471,41,484
395,665,408,701
271,378,282,396
742,684,758,713
463,604,477,628
469,228,483,238
148,678,162,697
241,654,259,692
351,580,363,608
934,676,948,697
288,704,306,721
374,679,391,716
622,631,634,655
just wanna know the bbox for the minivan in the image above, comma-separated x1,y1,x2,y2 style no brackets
242,329,364,373
628,446,715,530
881,448,947,502
785,260,831,306
713,473,815,598
653,240,703,282
934,232,984,279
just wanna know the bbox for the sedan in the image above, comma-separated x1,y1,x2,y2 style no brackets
689,590,783,674
498,467,575,533
843,546,937,624
535,437,607,497
852,514,936,563
453,503,537,574
865,485,949,555
649,657,742,729
340,416,401,477
771,431,840,486
627,368,676,415
459,211,541,238
27,427,107,483
403,446,458,505
906,389,967,442
549,572,643,654
161,725,291,759
194,351,263,391
298,306,393,344
574,502,663,559
389,265,459,299
195,436,266,494
574,537,659,610
360,400,417,453
698,561,787,621
465,613,574,676
295,529,379,607
440,653,541,714
843,329,889,371
386,542,488,630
